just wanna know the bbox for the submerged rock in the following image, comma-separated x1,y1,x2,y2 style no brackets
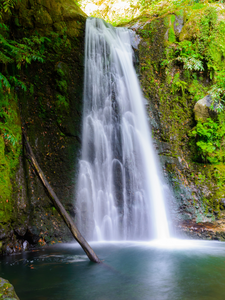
0,278,20,300
194,95,218,122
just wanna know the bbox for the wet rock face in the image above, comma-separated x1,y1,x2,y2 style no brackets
176,219,225,241
0,1,87,254
0,277,20,300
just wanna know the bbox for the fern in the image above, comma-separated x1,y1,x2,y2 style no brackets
0,50,13,64
208,70,225,111
0,0,18,13
176,56,204,71
190,118,225,163
0,73,10,90
0,22,8,30
9,76,27,91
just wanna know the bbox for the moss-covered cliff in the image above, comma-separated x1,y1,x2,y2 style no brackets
0,0,87,254
127,1,225,239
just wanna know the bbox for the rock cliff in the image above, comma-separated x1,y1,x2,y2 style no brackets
127,2,225,239
0,0,87,254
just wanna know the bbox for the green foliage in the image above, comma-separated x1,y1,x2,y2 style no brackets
0,0,18,15
171,72,188,95
190,118,225,163
56,80,68,94
0,73,10,90
0,29,49,167
0,93,21,158
162,39,204,70
0,32,46,71
168,27,176,43
208,70,225,112
9,76,27,91
177,54,204,72
56,94,69,109
0,4,70,173
161,6,225,111
56,68,65,77
0,0,50,96
0,0,51,216
0,91,21,221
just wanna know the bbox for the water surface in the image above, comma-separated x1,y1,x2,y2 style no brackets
1,240,225,300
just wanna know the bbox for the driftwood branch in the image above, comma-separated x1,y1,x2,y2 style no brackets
22,130,101,263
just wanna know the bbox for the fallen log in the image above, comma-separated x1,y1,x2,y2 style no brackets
22,130,101,263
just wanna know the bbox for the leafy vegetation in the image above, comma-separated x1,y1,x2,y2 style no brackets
169,7,224,107
190,118,225,163
0,0,71,148
0,1,48,204
153,4,225,167
208,70,225,111
0,0,72,221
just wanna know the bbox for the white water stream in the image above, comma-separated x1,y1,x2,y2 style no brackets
76,18,170,241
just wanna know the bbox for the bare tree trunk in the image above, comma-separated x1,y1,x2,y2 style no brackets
23,130,101,263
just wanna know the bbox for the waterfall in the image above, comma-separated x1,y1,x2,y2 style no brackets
76,18,170,241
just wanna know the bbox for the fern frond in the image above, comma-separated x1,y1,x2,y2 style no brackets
0,50,13,64
0,73,10,90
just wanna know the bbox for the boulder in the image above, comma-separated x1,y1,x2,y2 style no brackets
17,0,87,35
194,95,218,122
0,278,20,300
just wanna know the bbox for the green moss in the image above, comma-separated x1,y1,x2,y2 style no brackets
0,91,21,224
188,79,207,102
56,80,68,94
168,27,176,43
176,9,184,17
0,277,19,299
0,136,12,222
171,14,176,23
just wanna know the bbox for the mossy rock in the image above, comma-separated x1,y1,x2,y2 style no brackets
0,137,13,223
18,0,87,35
179,15,200,41
34,7,53,26
194,95,218,122
55,62,70,78
0,278,20,300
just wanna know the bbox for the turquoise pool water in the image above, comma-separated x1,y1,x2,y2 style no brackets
1,240,225,300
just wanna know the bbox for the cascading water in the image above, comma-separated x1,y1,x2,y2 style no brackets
76,18,170,241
